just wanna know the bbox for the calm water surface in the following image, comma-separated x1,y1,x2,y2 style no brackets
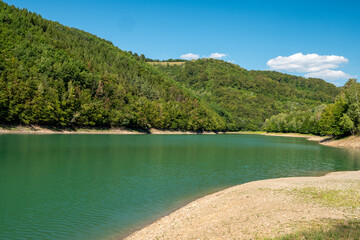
1,134,360,239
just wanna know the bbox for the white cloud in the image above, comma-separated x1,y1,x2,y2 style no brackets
305,70,354,81
208,53,227,59
266,53,354,83
267,53,348,72
180,53,200,60
180,52,228,60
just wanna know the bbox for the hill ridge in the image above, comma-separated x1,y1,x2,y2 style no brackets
0,1,340,131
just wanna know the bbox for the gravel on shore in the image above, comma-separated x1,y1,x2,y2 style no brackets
124,171,360,240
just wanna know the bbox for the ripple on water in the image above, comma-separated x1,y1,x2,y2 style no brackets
0,134,359,239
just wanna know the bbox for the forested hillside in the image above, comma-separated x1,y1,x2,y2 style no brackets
264,79,360,137
0,1,225,131
157,59,340,130
0,1,342,132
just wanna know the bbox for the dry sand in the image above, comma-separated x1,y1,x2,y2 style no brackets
0,126,216,135
125,171,360,240
321,135,360,149
0,125,143,135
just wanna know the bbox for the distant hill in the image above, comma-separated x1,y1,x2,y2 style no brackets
0,1,340,131
157,59,340,130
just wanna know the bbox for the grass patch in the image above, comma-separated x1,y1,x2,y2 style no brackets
271,220,360,240
293,187,360,208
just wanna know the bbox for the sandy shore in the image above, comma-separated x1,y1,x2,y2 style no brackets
0,125,219,135
1,125,359,149
238,132,329,142
0,125,143,135
125,171,360,240
0,126,324,138
150,128,216,135
321,135,360,149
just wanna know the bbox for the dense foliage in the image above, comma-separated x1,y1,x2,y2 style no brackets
158,59,339,130
264,79,360,137
125,51,186,63
0,2,342,132
263,106,325,135
0,1,225,131
319,79,360,137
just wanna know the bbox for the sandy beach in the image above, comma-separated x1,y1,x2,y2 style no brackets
0,125,144,135
125,171,360,240
321,135,360,149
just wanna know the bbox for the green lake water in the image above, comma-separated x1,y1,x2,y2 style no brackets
1,134,360,239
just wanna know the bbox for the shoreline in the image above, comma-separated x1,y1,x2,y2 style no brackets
124,171,360,240
0,125,325,138
1,125,359,149
320,135,360,149
0,125,219,135
0,125,144,135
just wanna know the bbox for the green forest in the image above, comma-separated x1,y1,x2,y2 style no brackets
0,1,357,137
0,1,225,131
157,60,339,130
264,79,360,137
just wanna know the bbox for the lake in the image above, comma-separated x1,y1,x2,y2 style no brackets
1,134,359,239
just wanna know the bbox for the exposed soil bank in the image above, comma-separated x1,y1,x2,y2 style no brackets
321,135,360,149
0,125,217,135
1,125,359,150
0,126,323,138
0,125,143,135
124,171,360,240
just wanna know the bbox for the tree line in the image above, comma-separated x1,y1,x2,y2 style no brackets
264,79,360,137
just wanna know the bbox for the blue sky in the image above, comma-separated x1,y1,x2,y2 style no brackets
5,0,360,86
